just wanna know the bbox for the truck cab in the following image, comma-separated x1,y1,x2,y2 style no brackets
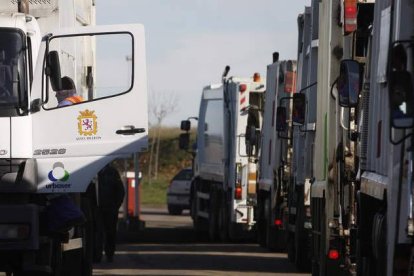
0,2,148,274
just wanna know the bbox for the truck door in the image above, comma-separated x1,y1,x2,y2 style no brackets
31,24,148,193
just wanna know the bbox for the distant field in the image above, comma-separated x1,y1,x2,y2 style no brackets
141,177,169,205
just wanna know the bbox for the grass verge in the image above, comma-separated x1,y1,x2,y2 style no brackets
140,177,169,205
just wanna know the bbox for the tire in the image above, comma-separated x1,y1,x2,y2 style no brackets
257,195,267,248
208,188,219,241
295,228,310,271
295,200,310,271
80,197,93,276
168,205,183,215
287,233,295,262
265,198,278,251
218,195,229,242
60,197,93,276
311,261,320,276
190,184,207,238
372,213,386,276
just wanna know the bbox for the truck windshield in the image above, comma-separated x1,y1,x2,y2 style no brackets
0,29,27,116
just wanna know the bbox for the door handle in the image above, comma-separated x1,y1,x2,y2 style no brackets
116,126,146,135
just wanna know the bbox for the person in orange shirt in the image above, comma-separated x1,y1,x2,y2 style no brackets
56,76,84,107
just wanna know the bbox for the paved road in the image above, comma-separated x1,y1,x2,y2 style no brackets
93,206,309,276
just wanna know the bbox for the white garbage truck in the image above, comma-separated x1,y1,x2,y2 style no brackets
256,53,296,252
0,0,148,274
284,3,318,272
290,0,374,274
180,68,265,241
354,0,414,274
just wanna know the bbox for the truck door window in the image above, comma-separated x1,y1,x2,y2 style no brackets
43,32,133,109
0,29,27,115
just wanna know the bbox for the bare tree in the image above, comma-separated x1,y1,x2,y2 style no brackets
148,91,178,180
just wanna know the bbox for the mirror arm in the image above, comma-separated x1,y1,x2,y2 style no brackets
390,128,413,145
298,81,317,94
277,132,292,140
340,107,350,131
298,124,315,133
331,77,338,101
279,96,293,106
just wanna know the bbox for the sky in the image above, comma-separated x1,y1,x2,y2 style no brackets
97,0,311,127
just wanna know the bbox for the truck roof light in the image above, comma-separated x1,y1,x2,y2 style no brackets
284,71,296,93
239,84,247,92
344,0,357,35
328,249,340,260
253,73,261,82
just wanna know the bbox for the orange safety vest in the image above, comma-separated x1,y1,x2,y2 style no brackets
65,95,84,104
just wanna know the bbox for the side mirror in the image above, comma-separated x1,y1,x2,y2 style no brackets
47,51,62,91
179,133,190,150
181,120,191,131
337,59,360,108
388,43,414,129
276,107,288,131
292,93,306,125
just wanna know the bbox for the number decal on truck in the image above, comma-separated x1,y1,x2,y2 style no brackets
33,149,67,155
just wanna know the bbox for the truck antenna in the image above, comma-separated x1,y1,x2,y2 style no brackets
222,65,230,80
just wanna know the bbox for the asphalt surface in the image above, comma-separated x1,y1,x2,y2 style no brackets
92,206,309,276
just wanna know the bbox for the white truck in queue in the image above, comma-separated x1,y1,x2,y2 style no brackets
284,3,319,272
287,0,414,274
290,0,375,274
256,53,296,252
354,0,414,274
0,0,148,275
179,67,265,241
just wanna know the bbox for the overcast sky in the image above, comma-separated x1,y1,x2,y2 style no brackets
97,0,311,126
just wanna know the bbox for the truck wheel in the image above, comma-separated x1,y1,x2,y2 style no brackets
60,198,93,276
295,203,310,271
218,197,229,242
393,244,411,275
311,261,320,276
208,189,219,241
168,205,183,215
80,197,93,276
295,229,309,271
257,195,267,247
191,193,204,235
287,233,295,262
265,198,277,251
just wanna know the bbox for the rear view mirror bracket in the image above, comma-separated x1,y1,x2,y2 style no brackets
390,130,413,146
299,122,316,133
